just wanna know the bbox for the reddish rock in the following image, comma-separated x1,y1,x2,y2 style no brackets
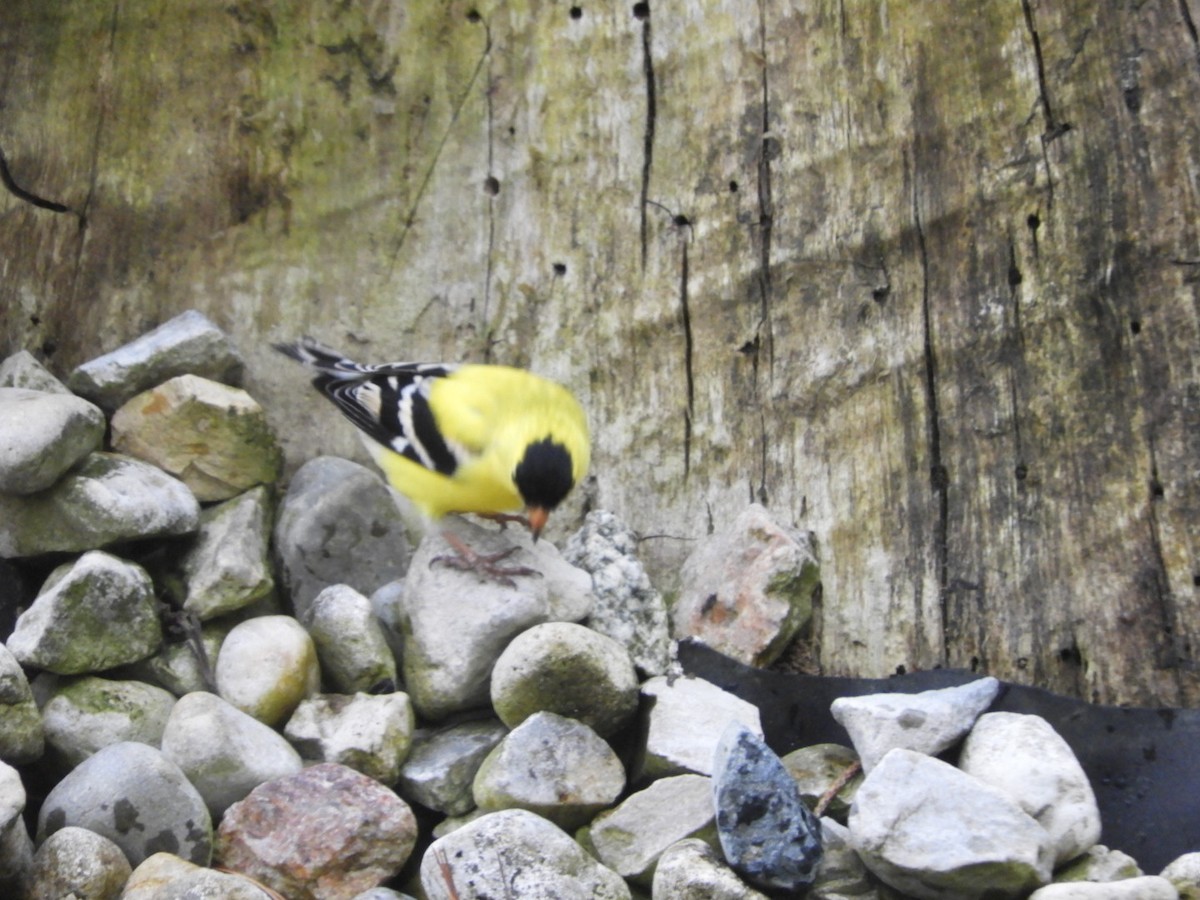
215,763,416,900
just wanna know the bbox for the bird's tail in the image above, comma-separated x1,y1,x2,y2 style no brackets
272,337,366,378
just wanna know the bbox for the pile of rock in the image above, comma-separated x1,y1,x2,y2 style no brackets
0,311,1197,900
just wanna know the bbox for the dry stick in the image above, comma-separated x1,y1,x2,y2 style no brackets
435,848,461,900
813,760,862,818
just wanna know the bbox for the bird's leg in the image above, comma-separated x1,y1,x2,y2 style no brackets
474,511,531,531
431,530,541,587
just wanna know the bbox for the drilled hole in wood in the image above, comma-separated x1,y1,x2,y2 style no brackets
728,180,739,193
872,286,889,304
1151,479,1165,499
894,663,907,675
1027,212,1041,231
1130,319,1142,335
552,262,567,276
569,5,582,19
483,175,500,196
1015,462,1028,481
673,213,691,227
466,9,482,22
1193,573,1200,588
41,339,57,357
632,1,649,19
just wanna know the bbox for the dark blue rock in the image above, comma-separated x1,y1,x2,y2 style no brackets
712,722,823,890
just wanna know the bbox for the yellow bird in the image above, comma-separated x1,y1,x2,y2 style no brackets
274,337,590,581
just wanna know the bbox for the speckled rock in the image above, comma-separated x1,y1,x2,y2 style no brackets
37,741,212,868
283,692,414,785
7,550,163,675
161,691,304,818
1027,878,1179,899
121,850,275,899
652,838,770,900
563,510,672,676
0,760,34,897
25,826,131,900
422,809,630,900
712,723,823,891
472,710,625,829
67,309,244,413
489,621,639,737
111,374,282,502
216,763,417,900
214,615,320,727
0,452,200,557
0,387,105,495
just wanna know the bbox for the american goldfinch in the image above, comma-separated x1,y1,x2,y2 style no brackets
274,337,590,581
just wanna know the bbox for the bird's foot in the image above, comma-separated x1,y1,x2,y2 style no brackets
431,531,541,587
475,511,530,531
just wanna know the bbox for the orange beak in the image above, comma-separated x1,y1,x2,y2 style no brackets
527,507,549,542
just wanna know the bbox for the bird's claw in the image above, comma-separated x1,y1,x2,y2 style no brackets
431,536,542,587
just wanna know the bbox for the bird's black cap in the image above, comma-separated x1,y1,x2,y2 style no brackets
513,437,575,512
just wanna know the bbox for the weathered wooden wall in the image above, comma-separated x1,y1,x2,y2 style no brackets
2,0,1197,705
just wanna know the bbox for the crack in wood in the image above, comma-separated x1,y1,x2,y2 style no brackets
680,237,694,477
637,1,656,272
1179,0,1200,69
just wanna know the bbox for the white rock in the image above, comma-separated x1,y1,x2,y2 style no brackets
587,774,717,883
636,675,762,778
830,676,1000,772
0,760,33,897
305,584,397,693
652,837,769,899
161,691,304,818
284,692,415,785
0,350,71,394
1162,852,1200,898
810,818,875,899
959,712,1102,865
41,675,176,768
7,550,162,675
0,388,105,494
473,711,625,829
421,809,630,899
1028,877,1179,899
401,517,591,720
490,621,639,736
122,851,275,899
848,748,1054,899
215,615,320,727
0,643,43,764
25,826,131,900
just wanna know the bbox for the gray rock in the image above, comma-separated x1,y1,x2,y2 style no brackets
397,718,508,816
26,825,131,900
0,350,71,394
421,808,631,900
160,691,304,818
122,851,276,899
7,550,163,675
0,388,105,494
167,486,275,621
0,761,34,897
848,748,1053,900
400,518,591,720
490,621,639,737
111,374,282,502
305,584,398,693
959,712,1101,866
369,579,407,664
473,710,625,829
215,763,417,900
831,676,1001,773
274,456,411,621
712,723,823,891
809,818,876,899
652,838,770,900
0,451,200,557
351,889,415,900
0,643,43,764
673,503,820,667
587,774,718,883
41,675,176,768
67,309,244,412
564,510,672,676
37,741,212,867
1056,844,1143,881
284,692,415,785
1028,879,1179,899
133,620,228,696
636,675,763,779
214,615,320,727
